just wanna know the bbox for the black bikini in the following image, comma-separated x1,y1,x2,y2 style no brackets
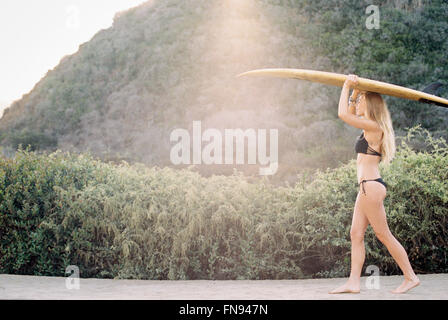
355,131,387,195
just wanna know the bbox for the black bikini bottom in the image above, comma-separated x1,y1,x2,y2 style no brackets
356,178,387,195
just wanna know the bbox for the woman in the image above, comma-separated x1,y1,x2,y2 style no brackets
329,74,420,294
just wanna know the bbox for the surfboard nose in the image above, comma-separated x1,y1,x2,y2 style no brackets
236,70,256,78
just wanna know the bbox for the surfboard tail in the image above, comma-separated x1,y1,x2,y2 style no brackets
418,98,448,108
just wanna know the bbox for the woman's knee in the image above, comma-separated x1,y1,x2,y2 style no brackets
350,228,365,243
374,229,394,244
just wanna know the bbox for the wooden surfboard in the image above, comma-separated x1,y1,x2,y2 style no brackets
236,68,448,108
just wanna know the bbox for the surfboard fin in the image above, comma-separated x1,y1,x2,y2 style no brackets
422,82,444,96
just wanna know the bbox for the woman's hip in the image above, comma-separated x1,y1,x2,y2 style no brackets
356,177,387,196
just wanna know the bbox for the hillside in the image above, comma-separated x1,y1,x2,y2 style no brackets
1,0,447,184
0,101,10,118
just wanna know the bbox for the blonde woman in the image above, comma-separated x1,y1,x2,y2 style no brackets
330,74,420,294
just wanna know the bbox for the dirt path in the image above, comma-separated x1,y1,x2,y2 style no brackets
1,273,447,300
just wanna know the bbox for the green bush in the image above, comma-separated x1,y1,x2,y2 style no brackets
0,126,447,279
7,129,57,151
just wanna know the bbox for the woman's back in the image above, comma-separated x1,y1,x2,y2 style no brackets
356,130,383,182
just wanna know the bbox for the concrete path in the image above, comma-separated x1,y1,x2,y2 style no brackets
0,273,447,300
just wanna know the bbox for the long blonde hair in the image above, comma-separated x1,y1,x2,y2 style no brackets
364,92,396,164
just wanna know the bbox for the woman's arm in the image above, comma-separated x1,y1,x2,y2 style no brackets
338,75,381,131
338,81,352,118
338,76,359,117
348,89,360,115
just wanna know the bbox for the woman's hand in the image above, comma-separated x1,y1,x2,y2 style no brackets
344,74,359,89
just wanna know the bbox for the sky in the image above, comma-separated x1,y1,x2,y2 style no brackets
0,0,148,114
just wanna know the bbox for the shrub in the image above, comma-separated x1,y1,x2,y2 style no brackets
0,126,446,279
7,129,57,151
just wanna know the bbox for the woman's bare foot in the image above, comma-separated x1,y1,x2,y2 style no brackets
391,276,420,294
329,279,360,294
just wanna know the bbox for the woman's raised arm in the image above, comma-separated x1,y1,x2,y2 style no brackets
338,74,380,131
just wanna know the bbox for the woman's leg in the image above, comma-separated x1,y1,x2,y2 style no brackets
348,193,369,283
359,182,420,293
329,192,369,294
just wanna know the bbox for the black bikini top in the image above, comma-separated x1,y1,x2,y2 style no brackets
355,131,382,157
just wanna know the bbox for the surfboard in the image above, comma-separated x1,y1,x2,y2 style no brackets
236,68,448,108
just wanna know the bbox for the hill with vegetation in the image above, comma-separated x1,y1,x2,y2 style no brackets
0,0,447,184
0,101,10,119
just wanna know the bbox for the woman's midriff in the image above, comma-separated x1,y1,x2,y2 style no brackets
356,154,381,184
